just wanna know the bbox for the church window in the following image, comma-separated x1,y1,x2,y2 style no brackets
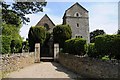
76,36,82,38
74,12,81,17
44,23,49,31
76,13,79,17
76,23,79,27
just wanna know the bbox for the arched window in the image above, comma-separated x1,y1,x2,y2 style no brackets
76,23,79,27
76,13,79,17
44,23,49,30
74,12,81,17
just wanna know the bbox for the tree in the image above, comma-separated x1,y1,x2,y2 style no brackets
1,23,23,54
28,26,46,52
90,29,105,43
53,24,72,48
1,1,47,25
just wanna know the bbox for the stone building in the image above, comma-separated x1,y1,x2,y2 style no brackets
36,14,55,33
36,14,55,57
63,2,90,43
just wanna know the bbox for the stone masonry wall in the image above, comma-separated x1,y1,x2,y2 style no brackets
1,52,35,76
58,53,119,78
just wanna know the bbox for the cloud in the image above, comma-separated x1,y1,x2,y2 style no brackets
89,2,118,34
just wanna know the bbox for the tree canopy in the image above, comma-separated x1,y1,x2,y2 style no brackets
1,1,47,25
90,29,105,43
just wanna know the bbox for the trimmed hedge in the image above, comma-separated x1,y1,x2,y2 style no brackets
53,24,72,48
95,35,120,59
28,26,46,52
87,43,98,58
64,38,86,55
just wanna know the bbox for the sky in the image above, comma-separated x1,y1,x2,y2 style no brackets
4,0,119,40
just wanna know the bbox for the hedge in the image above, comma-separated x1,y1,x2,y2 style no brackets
64,38,86,55
28,26,46,52
95,35,120,59
87,43,98,58
53,24,72,48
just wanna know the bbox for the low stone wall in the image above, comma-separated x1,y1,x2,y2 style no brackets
1,52,35,76
58,53,119,78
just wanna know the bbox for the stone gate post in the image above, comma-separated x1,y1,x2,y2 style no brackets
35,43,40,63
54,44,59,61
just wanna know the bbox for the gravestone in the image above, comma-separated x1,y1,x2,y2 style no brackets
35,43,40,63
54,44,59,61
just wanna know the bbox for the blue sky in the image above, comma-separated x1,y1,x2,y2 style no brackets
4,0,119,40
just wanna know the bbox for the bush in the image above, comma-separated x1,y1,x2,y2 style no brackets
28,26,46,52
1,35,11,54
53,24,72,48
95,35,120,59
10,39,22,53
64,38,86,56
22,41,29,52
87,43,98,58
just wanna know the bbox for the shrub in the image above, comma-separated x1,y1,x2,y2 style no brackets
1,35,11,54
87,43,98,58
22,41,29,52
64,38,86,56
53,24,72,48
28,26,46,52
95,35,120,59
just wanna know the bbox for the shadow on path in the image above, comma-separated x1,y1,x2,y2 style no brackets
51,62,82,79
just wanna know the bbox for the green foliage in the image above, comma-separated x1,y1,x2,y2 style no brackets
1,35,11,54
95,35,120,59
28,26,46,52
2,23,22,39
64,38,86,56
53,24,72,48
1,2,47,25
87,43,98,58
90,29,105,43
1,23,23,54
10,39,22,53
22,41,29,52
102,56,110,60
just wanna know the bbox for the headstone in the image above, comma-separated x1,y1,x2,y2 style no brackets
54,44,59,61
35,43,40,63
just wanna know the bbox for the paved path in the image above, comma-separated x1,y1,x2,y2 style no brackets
7,62,81,79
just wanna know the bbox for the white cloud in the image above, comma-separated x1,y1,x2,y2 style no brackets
89,3,118,34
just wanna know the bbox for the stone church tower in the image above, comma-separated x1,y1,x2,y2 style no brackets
63,2,90,43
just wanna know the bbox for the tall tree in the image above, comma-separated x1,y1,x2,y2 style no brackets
1,1,47,25
90,29,105,43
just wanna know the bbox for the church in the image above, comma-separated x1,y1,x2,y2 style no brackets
36,2,90,43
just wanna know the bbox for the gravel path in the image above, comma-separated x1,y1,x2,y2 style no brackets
7,62,81,79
